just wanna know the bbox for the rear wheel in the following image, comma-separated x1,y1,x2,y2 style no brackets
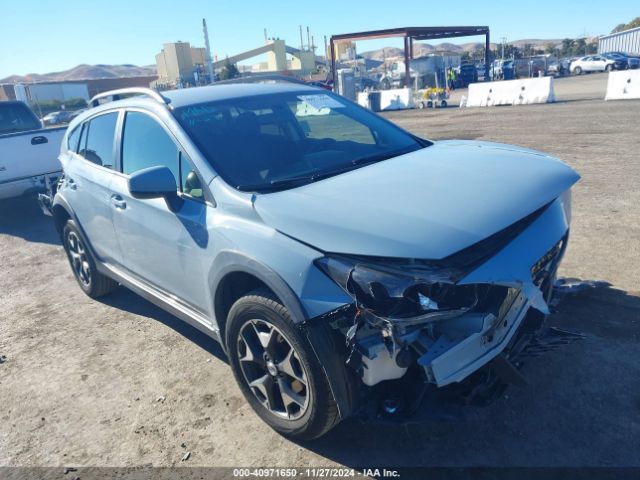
605,64,614,72
226,290,339,439
62,219,118,298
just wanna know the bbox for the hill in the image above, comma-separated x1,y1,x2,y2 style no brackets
1,64,157,83
359,39,569,59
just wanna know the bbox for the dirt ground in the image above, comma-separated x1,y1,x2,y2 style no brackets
1,73,639,469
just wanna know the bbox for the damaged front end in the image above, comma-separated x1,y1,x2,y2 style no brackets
309,195,581,421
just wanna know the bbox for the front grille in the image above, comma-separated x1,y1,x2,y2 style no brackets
531,237,566,287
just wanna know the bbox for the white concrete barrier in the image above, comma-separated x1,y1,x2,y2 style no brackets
380,88,413,110
466,77,556,107
357,88,414,111
605,70,640,101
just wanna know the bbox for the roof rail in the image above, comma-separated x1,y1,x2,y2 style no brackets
89,88,170,107
213,74,308,86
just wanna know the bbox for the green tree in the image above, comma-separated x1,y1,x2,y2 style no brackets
560,38,573,56
219,58,240,80
522,43,534,57
573,38,587,56
611,17,640,33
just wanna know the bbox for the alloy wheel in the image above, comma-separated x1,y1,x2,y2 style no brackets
66,231,91,287
236,319,310,420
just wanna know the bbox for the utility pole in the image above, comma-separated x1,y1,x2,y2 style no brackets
324,35,328,70
203,19,215,84
299,25,304,51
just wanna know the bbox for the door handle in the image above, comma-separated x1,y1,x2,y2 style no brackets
111,194,127,209
31,136,48,145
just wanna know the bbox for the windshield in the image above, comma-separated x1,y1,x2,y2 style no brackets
174,90,426,192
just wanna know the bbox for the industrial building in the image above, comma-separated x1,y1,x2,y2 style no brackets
154,38,320,89
0,76,158,104
154,41,210,88
599,26,640,56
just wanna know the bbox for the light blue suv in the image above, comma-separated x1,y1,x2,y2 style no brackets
47,83,579,439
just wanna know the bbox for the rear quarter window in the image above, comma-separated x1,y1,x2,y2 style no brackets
67,126,81,152
0,103,40,134
79,112,118,168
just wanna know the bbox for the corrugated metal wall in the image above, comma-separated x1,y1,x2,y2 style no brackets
599,27,640,56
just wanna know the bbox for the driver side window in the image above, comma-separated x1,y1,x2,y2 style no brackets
121,111,204,201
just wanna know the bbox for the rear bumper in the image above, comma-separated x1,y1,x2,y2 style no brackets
0,172,61,201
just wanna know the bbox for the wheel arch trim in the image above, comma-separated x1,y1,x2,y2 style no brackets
210,250,309,331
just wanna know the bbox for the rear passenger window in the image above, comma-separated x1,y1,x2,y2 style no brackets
67,127,81,152
80,113,118,168
121,111,179,183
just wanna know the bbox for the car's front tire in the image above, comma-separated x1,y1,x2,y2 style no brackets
605,64,614,72
62,219,118,298
573,66,582,75
225,290,339,440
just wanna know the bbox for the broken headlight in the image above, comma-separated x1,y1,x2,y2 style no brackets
314,255,481,324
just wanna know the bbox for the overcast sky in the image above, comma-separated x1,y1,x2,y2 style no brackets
1,0,637,78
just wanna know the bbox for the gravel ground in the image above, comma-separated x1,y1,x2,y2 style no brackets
1,73,639,469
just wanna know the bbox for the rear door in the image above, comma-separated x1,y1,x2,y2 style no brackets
109,109,211,314
63,111,122,264
592,56,607,71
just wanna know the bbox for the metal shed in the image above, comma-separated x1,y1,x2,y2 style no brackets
329,26,491,88
598,26,640,56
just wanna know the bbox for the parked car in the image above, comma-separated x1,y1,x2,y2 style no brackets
548,58,571,77
43,110,73,125
42,84,580,439
454,63,478,87
476,64,486,79
0,101,65,200
490,60,515,80
67,109,87,121
601,52,639,70
570,55,616,74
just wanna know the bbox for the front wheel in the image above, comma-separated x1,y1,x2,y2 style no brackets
62,219,118,298
605,64,614,72
226,290,339,440
573,66,582,75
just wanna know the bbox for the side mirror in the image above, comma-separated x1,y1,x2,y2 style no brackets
128,166,177,199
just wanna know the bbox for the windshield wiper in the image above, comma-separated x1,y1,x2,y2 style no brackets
237,146,424,193
238,163,360,192
351,145,424,166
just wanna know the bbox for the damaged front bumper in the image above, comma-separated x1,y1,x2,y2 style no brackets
307,194,578,420
418,288,528,387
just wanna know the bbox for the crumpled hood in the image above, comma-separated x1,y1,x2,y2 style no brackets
253,140,580,259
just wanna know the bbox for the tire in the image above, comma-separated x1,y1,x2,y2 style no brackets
573,66,582,75
62,219,118,298
225,290,339,440
605,64,614,72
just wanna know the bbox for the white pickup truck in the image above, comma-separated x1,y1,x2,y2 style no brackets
0,101,66,200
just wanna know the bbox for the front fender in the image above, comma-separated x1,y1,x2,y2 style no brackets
208,250,309,326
